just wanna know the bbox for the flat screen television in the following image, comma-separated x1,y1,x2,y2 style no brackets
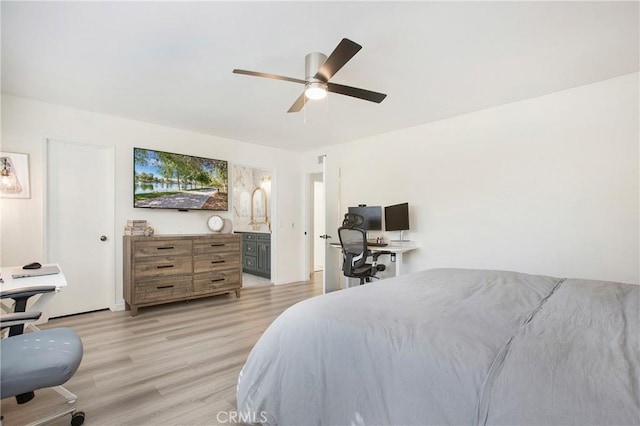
384,202,409,231
347,206,382,231
133,147,228,211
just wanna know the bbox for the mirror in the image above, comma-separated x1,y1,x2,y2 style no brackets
251,187,268,224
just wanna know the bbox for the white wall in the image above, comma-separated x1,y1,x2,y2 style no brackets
0,94,307,308
305,73,639,284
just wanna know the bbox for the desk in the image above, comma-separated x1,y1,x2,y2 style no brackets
330,242,418,278
0,264,67,323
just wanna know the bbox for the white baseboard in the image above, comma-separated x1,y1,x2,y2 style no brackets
111,300,126,312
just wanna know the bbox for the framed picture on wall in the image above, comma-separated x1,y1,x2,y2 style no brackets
0,152,30,199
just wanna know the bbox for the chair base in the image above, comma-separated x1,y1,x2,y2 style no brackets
52,385,77,403
24,407,85,426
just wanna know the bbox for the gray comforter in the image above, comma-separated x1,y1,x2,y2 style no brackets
237,268,639,425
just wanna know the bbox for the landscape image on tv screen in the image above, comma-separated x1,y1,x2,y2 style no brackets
134,148,228,211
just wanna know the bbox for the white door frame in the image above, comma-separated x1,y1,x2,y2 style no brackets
312,176,325,272
305,155,342,293
304,170,321,279
43,137,117,312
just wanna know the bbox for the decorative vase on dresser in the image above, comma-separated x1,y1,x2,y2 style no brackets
123,234,242,316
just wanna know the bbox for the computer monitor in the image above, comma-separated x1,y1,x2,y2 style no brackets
384,202,409,231
347,206,382,231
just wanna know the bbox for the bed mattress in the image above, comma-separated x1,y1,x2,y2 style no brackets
237,268,639,425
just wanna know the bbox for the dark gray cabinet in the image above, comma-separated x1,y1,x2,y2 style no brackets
242,232,271,278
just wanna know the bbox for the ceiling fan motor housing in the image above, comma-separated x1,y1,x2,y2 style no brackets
305,52,327,85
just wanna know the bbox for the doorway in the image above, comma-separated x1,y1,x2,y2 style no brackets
45,139,115,318
306,155,341,293
231,164,273,287
311,173,325,272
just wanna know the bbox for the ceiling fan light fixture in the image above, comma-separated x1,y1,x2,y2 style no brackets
233,39,386,113
305,82,327,100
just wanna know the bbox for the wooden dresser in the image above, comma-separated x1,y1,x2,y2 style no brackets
123,234,242,316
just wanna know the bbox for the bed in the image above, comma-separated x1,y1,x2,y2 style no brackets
237,268,639,425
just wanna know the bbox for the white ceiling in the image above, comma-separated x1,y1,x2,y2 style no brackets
2,1,638,152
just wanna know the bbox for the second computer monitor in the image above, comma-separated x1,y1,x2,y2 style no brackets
384,202,410,231
347,206,382,231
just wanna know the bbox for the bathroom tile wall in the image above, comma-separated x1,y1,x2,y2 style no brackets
232,164,271,233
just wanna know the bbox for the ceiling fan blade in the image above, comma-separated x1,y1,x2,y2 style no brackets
287,92,308,113
314,38,362,82
233,69,305,85
327,82,387,103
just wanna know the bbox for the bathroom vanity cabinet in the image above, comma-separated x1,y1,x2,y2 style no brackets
241,232,271,279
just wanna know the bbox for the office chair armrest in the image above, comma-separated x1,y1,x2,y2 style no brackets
371,251,392,261
1,311,42,328
1,285,57,300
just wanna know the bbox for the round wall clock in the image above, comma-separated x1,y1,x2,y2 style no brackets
207,215,224,232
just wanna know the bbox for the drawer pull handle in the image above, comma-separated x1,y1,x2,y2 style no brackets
157,265,174,269
157,246,175,250
157,285,174,289
211,278,225,283
211,260,225,264
210,244,225,247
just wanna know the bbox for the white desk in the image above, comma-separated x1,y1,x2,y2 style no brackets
0,264,67,322
330,242,418,280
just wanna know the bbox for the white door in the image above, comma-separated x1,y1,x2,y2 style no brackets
313,176,325,271
45,139,114,318
322,155,341,293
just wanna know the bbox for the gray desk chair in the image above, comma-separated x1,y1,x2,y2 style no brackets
1,285,57,337
338,213,390,285
1,302,85,425
1,286,80,404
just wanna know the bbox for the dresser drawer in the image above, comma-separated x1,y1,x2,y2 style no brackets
193,270,241,293
134,276,192,304
134,255,192,279
134,239,192,258
193,253,241,274
193,238,240,256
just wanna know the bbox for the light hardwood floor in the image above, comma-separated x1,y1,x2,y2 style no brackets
1,274,322,426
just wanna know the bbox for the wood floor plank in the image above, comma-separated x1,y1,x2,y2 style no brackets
0,274,322,425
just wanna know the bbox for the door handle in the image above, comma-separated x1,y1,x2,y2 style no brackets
319,235,332,239
100,235,108,242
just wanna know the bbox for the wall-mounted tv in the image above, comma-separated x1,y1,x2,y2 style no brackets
133,148,228,211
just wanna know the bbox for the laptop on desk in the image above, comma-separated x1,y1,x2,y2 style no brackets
11,265,60,279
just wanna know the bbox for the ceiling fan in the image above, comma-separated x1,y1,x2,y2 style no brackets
233,38,387,113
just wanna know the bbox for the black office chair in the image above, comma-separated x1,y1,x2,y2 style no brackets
338,213,389,285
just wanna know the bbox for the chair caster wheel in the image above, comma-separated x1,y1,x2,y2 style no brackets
71,411,85,426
